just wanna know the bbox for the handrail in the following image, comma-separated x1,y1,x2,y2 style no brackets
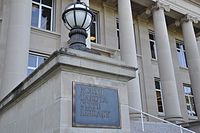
128,106,196,133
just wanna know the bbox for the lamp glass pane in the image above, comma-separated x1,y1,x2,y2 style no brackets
64,3,92,29
65,10,75,28
83,13,92,29
75,10,86,27
74,4,86,27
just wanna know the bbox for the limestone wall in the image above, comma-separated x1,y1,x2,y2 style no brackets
0,0,10,99
0,71,62,133
30,28,61,55
0,0,2,18
0,0,2,94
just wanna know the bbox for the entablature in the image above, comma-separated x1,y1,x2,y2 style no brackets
158,0,200,21
185,0,200,6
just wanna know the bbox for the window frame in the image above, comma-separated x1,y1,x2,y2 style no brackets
183,84,197,117
27,52,49,75
31,0,54,31
149,31,157,60
176,40,188,68
154,78,165,114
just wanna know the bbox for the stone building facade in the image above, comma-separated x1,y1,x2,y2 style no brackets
0,0,200,132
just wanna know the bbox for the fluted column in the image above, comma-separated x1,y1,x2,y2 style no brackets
181,15,200,117
1,0,32,100
152,2,183,122
118,0,142,115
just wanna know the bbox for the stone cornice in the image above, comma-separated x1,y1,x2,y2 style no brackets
159,0,200,21
184,0,200,7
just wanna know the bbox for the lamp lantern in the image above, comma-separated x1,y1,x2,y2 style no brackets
62,0,93,50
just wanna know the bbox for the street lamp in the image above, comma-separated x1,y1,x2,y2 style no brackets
62,0,93,51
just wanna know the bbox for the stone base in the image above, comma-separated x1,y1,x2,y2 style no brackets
0,49,136,133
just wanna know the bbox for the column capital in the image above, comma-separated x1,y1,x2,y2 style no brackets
146,1,170,15
175,14,198,27
181,14,198,23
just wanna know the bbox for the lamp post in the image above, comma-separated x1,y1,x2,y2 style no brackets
62,0,93,51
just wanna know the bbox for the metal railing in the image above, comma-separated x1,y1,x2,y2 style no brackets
128,106,195,133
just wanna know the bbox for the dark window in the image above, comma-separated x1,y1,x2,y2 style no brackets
42,0,52,7
149,32,157,59
184,85,197,117
27,53,48,75
116,18,120,49
90,12,99,43
155,78,164,113
176,41,188,68
31,0,53,31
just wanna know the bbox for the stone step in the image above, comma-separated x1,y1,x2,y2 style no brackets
130,121,195,133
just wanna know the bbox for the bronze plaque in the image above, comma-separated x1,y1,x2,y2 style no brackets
72,82,121,128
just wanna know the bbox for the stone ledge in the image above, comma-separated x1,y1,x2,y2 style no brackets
31,26,61,39
91,42,120,58
181,120,200,127
0,49,136,113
